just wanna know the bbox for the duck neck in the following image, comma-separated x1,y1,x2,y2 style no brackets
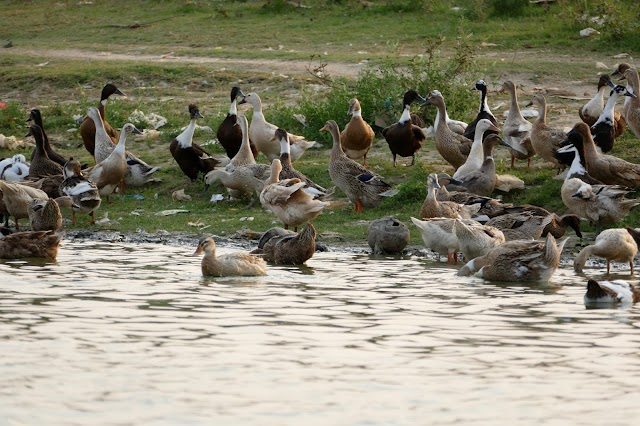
600,92,618,120
228,99,237,116
399,105,411,124
33,130,48,159
98,99,107,120
537,100,547,125
279,137,292,166
114,130,127,154
566,151,588,180
251,99,264,121
352,108,362,118
435,102,448,130
176,118,197,148
509,87,522,116
479,87,494,117
330,129,345,158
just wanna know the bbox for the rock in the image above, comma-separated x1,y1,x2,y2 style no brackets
613,53,630,59
596,62,609,70
367,217,410,255
580,28,600,37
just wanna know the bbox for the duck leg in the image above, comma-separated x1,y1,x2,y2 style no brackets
607,259,611,274
362,153,368,167
510,155,515,169
631,260,634,275
527,158,531,168
90,210,96,225
354,199,364,213
411,154,416,166
72,210,77,225
392,153,397,168
453,252,458,265
14,217,19,231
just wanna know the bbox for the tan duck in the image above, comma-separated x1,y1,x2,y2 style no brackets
322,120,398,212
501,80,534,168
563,122,640,187
622,67,640,139
486,211,555,241
458,234,568,282
453,119,500,180
590,84,632,153
193,236,267,277
27,198,63,232
579,74,615,126
27,109,66,166
261,223,316,265
340,98,375,165
452,218,505,261
528,93,566,167
87,123,141,197
259,159,327,230
26,124,63,178
381,90,427,167
239,92,315,161
419,173,481,219
273,128,331,199
438,134,507,196
0,230,61,260
60,157,101,225
410,217,463,263
574,227,640,274
0,180,48,230
423,90,472,170
79,83,126,157
216,86,257,159
584,279,640,305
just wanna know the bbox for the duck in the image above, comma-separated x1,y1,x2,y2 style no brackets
555,141,602,184
79,83,126,157
458,233,568,282
239,92,315,161
87,123,141,197
340,98,375,166
579,74,615,126
260,159,327,230
26,109,66,166
574,227,640,274
528,93,566,167
123,151,161,188
193,236,267,277
0,154,30,182
322,120,397,212
60,157,102,225
562,122,640,187
0,230,61,260
463,79,499,140
437,134,508,196
436,186,513,219
590,84,633,153
485,211,556,241
381,90,427,166
272,128,331,199
584,279,640,305
423,90,472,170
410,217,462,263
0,180,48,230
431,92,468,135
27,198,63,232
611,62,634,119
501,80,534,168
261,223,317,265
559,146,640,234
26,124,64,178
453,119,500,179
216,86,257,160
452,218,505,261
419,173,481,219
621,67,640,139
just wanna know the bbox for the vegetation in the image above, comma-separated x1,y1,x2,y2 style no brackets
1,0,639,245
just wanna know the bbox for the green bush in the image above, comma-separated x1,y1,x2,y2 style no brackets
489,0,529,17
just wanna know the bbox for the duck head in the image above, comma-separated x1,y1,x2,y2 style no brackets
63,157,83,179
238,92,260,108
101,83,126,100
347,98,361,116
402,90,426,107
26,109,43,125
121,123,143,136
597,74,615,90
230,86,245,102
473,79,487,91
188,104,204,119
611,62,631,77
610,84,636,99
193,236,216,256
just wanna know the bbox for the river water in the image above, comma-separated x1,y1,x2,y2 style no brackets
0,239,639,425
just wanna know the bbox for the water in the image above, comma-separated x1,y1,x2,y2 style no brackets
1,239,639,426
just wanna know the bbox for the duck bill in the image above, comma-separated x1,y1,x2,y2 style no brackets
195,111,204,119
132,127,143,135
488,122,500,133
319,125,328,132
114,88,126,97
420,99,432,107
625,89,637,98
192,245,204,256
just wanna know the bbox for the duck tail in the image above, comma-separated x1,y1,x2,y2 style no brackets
626,227,640,247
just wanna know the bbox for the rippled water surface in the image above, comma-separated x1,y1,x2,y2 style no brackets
1,239,640,425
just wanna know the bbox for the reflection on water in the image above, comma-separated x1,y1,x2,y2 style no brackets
1,240,639,425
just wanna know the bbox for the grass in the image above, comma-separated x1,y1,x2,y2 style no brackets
1,0,640,245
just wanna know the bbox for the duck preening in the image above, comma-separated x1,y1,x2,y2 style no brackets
322,120,398,212
170,104,219,183
80,83,126,157
260,223,317,265
60,157,101,225
193,236,267,277
382,90,427,167
584,279,640,305
419,173,481,219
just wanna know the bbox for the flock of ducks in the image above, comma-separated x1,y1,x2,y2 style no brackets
2,63,640,305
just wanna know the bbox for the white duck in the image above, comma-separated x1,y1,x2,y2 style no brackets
239,92,315,161
0,154,30,181
452,119,500,180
